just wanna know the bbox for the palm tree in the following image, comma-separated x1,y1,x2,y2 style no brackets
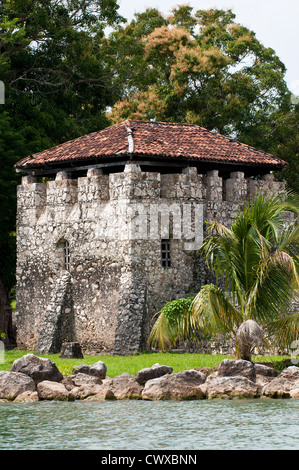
149,191,299,360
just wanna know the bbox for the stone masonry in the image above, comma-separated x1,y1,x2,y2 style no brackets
15,161,285,355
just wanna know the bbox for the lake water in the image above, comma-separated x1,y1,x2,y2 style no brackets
0,399,298,451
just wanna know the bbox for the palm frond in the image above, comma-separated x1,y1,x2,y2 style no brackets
148,190,299,355
189,284,242,335
148,310,181,352
148,297,194,351
266,311,299,351
201,222,245,312
235,319,269,360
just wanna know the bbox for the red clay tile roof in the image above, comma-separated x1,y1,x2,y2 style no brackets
15,119,286,170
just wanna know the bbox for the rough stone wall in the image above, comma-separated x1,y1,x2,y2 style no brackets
16,164,285,354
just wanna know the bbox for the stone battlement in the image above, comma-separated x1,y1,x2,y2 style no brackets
15,162,286,355
18,163,284,210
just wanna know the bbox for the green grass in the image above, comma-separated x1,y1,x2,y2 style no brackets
0,349,292,377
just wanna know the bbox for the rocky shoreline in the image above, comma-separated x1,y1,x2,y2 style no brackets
1,354,299,402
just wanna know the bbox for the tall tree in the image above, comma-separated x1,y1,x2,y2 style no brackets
109,7,290,129
0,0,124,342
107,6,297,188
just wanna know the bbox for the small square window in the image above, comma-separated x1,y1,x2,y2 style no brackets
161,239,171,267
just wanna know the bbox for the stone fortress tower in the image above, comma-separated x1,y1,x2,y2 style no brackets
14,120,286,355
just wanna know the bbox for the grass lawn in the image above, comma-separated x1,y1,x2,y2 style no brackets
0,349,292,377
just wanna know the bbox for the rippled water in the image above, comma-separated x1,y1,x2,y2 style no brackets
0,399,298,450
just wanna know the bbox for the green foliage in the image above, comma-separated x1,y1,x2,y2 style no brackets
148,296,195,351
161,297,194,324
109,7,290,133
0,1,297,311
0,0,124,292
149,191,299,356
107,6,297,192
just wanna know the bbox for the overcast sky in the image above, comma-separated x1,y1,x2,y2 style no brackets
116,0,299,95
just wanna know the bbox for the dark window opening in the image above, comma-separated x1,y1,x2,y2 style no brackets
57,238,70,271
161,239,171,267
64,240,70,271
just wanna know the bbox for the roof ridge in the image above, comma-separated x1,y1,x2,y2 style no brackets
127,119,204,129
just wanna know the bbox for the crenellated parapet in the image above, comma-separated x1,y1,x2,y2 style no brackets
109,163,161,200
160,167,204,200
19,164,284,209
247,173,285,199
78,168,109,203
18,165,285,223
46,172,78,206
225,171,247,202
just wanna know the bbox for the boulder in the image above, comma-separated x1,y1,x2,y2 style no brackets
14,391,39,403
134,363,173,385
84,378,115,401
0,371,36,400
72,361,107,379
202,376,261,399
217,359,256,381
110,373,144,399
69,384,107,400
37,380,69,401
254,363,278,377
262,366,299,398
142,370,206,401
10,354,63,384
62,372,103,391
254,363,278,387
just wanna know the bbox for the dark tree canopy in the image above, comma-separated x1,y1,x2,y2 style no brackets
0,1,297,303
0,0,124,293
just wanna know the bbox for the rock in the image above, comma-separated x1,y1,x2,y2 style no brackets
254,363,278,387
135,363,173,385
203,376,261,399
69,384,107,400
205,371,218,383
262,366,299,398
60,342,83,359
217,359,256,381
62,372,103,390
0,371,36,400
255,375,275,388
37,380,69,401
10,354,63,384
290,388,299,399
142,370,206,401
254,363,278,377
110,374,144,399
84,378,115,401
14,391,39,403
72,360,107,379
